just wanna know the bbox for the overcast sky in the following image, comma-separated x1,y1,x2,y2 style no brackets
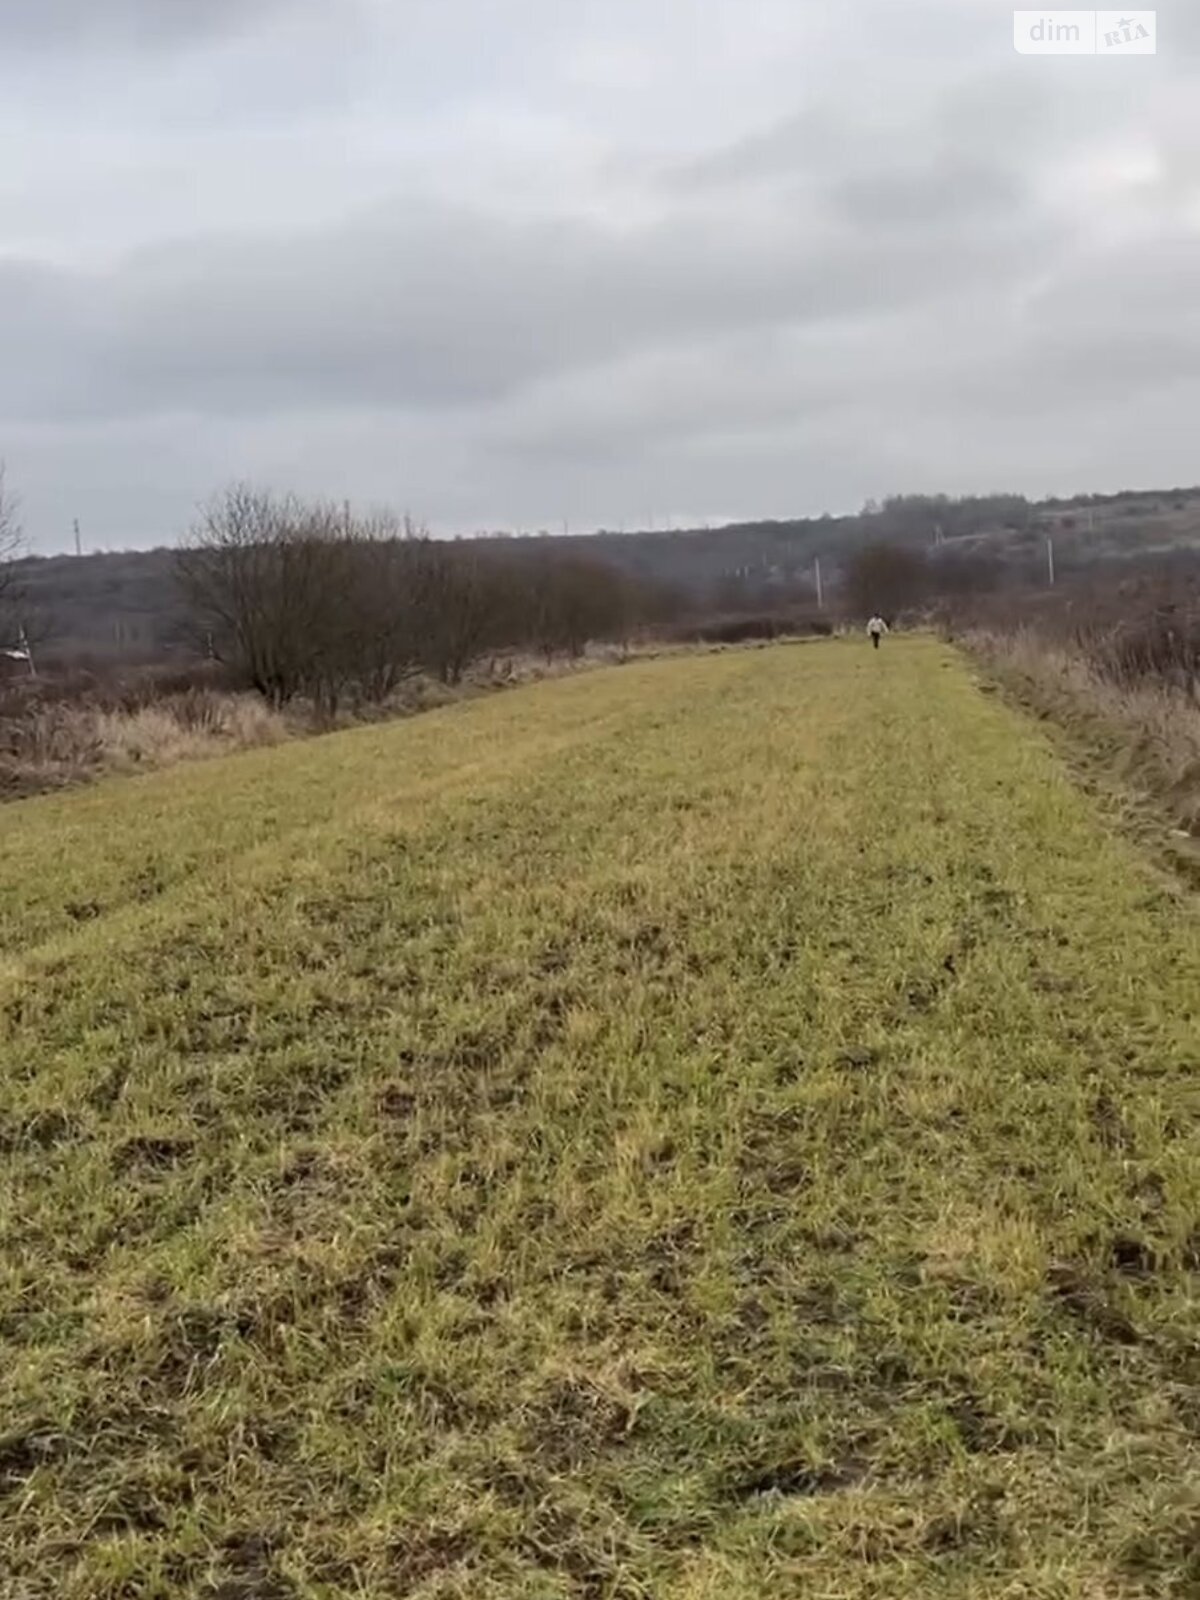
2,0,1198,552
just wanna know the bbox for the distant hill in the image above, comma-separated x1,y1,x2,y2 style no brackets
10,485,1200,663
13,548,193,663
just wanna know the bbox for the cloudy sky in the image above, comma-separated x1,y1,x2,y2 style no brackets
2,0,1198,552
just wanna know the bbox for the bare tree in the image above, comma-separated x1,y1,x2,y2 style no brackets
308,509,439,710
177,486,437,711
0,464,25,638
416,541,515,684
178,485,656,711
177,485,346,706
497,549,624,661
928,550,1001,599
0,464,43,672
842,542,930,621
341,514,431,703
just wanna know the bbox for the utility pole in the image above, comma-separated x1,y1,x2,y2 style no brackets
74,519,82,558
1047,537,1056,588
814,557,824,610
20,625,35,679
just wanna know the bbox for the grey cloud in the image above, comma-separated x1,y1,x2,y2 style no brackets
668,109,835,191
668,57,1170,205
661,76,1073,255
0,180,1072,426
1013,235,1200,393
1025,235,1200,327
0,0,303,48
827,164,1024,229
1,0,1198,550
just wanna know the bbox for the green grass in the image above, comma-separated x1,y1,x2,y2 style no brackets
2,637,1199,1599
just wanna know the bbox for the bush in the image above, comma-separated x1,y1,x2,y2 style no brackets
663,613,832,646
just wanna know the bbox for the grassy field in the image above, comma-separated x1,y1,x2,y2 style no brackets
2,637,1199,1599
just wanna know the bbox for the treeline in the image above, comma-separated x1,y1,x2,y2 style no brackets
841,540,1005,618
11,480,1200,668
858,492,1035,541
836,521,1190,619
176,486,683,711
174,483,1025,711
10,478,1200,671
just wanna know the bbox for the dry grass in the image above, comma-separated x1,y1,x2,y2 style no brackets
0,691,288,798
0,649,656,802
965,627,1200,837
2,638,1199,1597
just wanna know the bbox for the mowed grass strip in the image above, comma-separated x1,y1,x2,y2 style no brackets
1,637,1198,1599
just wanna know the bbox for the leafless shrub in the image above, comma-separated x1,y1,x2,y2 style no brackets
414,541,516,685
842,542,930,621
664,612,833,646
176,487,674,704
516,550,638,660
0,463,38,662
176,486,356,708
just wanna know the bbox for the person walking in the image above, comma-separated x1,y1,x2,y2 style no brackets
867,615,889,650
